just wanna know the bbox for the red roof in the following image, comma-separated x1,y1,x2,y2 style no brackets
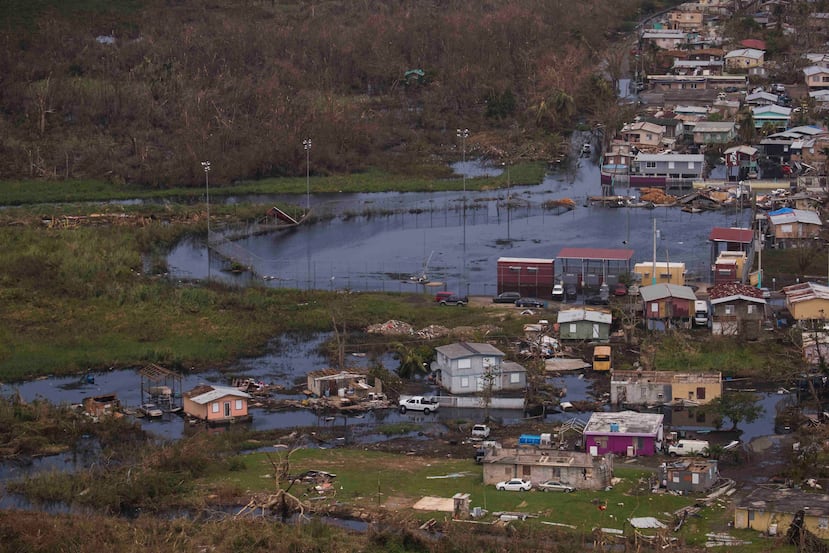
708,282,764,300
740,39,766,50
556,248,634,261
708,227,753,244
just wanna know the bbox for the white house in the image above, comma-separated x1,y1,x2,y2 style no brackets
431,342,526,395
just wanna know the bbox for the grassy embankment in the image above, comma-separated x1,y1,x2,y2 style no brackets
0,163,546,205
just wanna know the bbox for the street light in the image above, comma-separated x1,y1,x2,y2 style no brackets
456,128,469,194
201,161,211,237
201,160,211,281
303,138,312,215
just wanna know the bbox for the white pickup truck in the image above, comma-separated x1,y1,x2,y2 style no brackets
398,396,439,414
471,424,491,439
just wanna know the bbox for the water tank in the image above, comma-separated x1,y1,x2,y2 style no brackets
610,422,620,432
519,434,542,445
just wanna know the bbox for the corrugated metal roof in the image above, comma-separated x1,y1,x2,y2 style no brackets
556,308,612,325
708,227,754,243
634,153,705,163
584,411,664,435
435,342,504,359
186,385,251,405
497,257,554,264
769,208,822,226
639,283,698,302
556,247,634,261
783,282,829,303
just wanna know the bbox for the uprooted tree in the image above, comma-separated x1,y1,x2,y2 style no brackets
704,391,765,431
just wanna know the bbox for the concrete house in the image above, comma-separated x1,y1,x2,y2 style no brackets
668,9,704,32
709,283,767,338
745,91,779,106
556,308,612,341
584,411,664,457
641,29,693,50
631,153,705,180
620,121,666,149
634,262,687,286
767,208,823,247
783,282,829,322
660,459,719,493
724,48,765,70
611,370,723,406
640,283,697,329
306,369,383,399
482,448,614,491
431,342,526,395
692,121,737,144
183,385,251,424
735,487,829,539
804,65,829,90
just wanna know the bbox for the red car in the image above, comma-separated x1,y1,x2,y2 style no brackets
613,282,628,296
434,291,455,302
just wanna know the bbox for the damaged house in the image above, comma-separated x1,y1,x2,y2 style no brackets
306,369,383,400
481,447,614,491
431,342,526,395
660,458,719,493
708,282,767,338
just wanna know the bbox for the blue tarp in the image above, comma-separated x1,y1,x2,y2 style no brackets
768,207,793,216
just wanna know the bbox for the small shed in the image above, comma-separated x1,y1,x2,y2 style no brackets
183,385,252,425
583,411,664,457
496,257,555,298
82,393,120,418
735,487,829,539
556,308,612,341
660,459,719,493
306,369,382,399
783,282,829,322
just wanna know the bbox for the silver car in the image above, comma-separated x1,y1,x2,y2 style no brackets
537,480,575,493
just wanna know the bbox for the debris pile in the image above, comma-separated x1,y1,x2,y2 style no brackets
639,188,676,205
417,325,451,339
367,320,415,336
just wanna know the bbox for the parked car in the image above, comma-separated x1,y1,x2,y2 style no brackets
496,478,532,492
537,480,575,493
613,282,627,296
434,291,455,302
585,295,609,306
440,295,468,306
492,291,521,304
515,297,546,308
398,396,439,414
552,283,565,301
471,424,491,438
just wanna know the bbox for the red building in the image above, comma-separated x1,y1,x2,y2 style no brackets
496,257,555,298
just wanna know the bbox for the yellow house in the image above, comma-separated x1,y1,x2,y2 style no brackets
724,48,765,70
670,372,722,405
735,487,829,539
783,282,829,321
668,9,703,32
634,262,686,285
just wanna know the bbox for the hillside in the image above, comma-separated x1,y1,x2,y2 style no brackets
0,0,650,188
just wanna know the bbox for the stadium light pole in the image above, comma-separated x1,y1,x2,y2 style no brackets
303,138,312,215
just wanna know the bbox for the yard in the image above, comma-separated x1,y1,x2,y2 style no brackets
201,447,795,551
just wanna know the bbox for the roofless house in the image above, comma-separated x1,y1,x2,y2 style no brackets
555,248,634,294
138,364,183,413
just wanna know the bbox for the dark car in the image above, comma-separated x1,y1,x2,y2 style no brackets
493,291,521,304
724,86,740,93
440,295,468,306
585,295,609,306
515,297,546,308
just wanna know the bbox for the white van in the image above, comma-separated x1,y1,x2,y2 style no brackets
693,300,709,327
668,439,710,457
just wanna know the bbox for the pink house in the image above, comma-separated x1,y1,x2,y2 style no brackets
183,385,252,424
584,411,664,457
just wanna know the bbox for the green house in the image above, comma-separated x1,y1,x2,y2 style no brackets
556,308,612,341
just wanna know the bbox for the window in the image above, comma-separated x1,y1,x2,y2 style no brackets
668,161,675,169
594,437,607,447
646,161,657,168
651,303,659,313
235,399,243,410
692,473,700,485
505,467,512,476
672,475,680,483
748,511,755,521
570,323,577,333
212,403,219,413
747,305,755,314
460,377,470,388
510,372,520,384
697,387,706,400
458,358,471,369
820,517,829,530
688,162,695,169
522,466,532,477
725,305,734,315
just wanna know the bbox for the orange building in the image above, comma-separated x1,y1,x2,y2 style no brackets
183,385,252,424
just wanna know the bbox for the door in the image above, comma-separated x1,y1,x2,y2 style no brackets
592,323,599,339
224,402,231,417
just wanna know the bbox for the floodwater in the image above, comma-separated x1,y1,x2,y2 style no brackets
167,158,752,294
